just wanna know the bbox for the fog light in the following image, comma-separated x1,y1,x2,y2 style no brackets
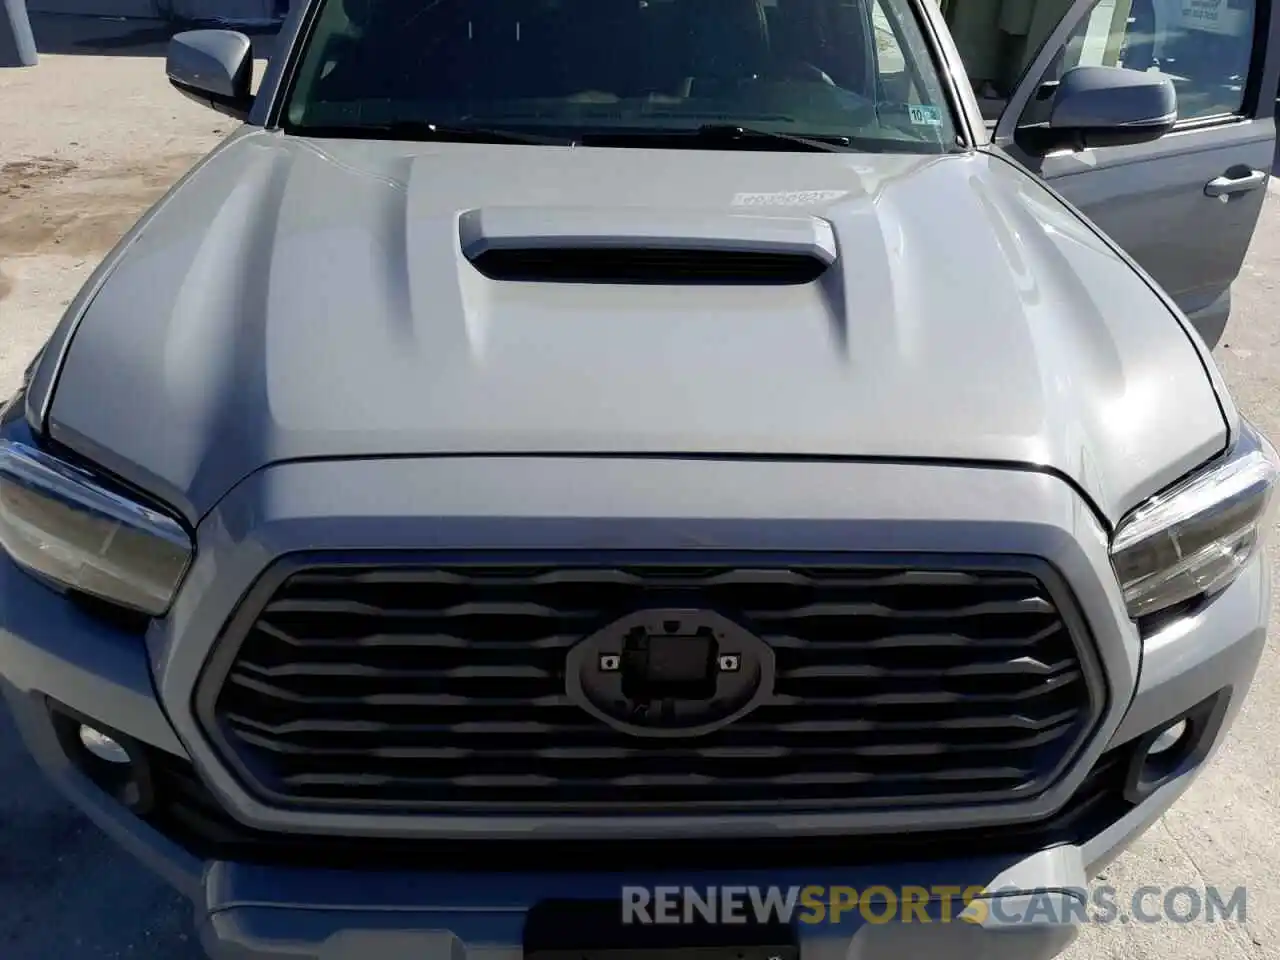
1124,692,1231,804
78,724,131,764
1148,719,1188,756
46,702,157,814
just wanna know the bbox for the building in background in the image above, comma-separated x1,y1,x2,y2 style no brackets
27,0,278,25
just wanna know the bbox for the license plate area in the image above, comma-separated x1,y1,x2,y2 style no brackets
523,899,799,960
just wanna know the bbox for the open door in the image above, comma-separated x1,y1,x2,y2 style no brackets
985,0,1280,347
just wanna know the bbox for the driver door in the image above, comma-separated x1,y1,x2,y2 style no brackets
987,0,1280,346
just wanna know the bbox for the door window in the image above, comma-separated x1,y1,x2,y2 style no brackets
1018,0,1256,127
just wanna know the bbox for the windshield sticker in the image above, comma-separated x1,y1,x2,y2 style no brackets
907,104,942,126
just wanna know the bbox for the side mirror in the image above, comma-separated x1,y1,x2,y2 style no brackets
166,30,254,121
1044,65,1177,150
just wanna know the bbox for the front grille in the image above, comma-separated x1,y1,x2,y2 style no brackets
199,555,1101,815
142,745,1133,868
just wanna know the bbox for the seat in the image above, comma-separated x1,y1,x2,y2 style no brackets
680,0,773,81
773,0,868,91
313,0,473,105
552,0,652,97
464,0,561,101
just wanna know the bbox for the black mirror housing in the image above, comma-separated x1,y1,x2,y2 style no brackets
166,30,254,121
1045,65,1177,150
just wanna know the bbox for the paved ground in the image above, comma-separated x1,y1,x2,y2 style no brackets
2,25,1280,960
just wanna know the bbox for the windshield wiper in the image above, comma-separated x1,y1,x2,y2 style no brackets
291,120,570,145
577,124,853,152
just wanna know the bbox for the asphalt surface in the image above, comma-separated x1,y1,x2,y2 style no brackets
1,39,1280,960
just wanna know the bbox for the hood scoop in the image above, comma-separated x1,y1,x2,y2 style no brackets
459,206,836,285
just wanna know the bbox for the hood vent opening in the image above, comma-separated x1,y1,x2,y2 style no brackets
467,246,830,285
458,207,838,286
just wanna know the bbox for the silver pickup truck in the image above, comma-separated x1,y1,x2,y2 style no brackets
0,0,1277,957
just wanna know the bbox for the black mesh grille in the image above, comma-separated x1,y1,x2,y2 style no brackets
466,247,829,284
201,557,1100,815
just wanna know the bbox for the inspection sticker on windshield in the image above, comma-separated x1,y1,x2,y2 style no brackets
908,104,942,126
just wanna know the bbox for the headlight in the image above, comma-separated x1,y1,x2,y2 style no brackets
0,440,192,616
1111,420,1280,620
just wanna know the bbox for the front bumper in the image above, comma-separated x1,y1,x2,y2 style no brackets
191,845,1119,960
0,457,1270,959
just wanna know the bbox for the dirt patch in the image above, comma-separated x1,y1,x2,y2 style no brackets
0,269,10,303
0,152,205,260
0,157,78,191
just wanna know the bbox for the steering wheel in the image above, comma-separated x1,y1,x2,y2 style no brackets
778,61,837,85
735,61,837,86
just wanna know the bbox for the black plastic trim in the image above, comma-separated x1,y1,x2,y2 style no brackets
1122,689,1231,804
141,741,1135,869
466,247,830,285
45,698,157,815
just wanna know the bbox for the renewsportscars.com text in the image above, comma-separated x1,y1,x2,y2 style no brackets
621,884,1248,926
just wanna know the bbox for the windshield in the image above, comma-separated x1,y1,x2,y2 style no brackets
282,0,959,153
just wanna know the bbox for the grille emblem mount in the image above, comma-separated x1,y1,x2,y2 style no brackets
566,609,774,738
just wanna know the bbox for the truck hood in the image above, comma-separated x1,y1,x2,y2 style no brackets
43,130,1227,525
